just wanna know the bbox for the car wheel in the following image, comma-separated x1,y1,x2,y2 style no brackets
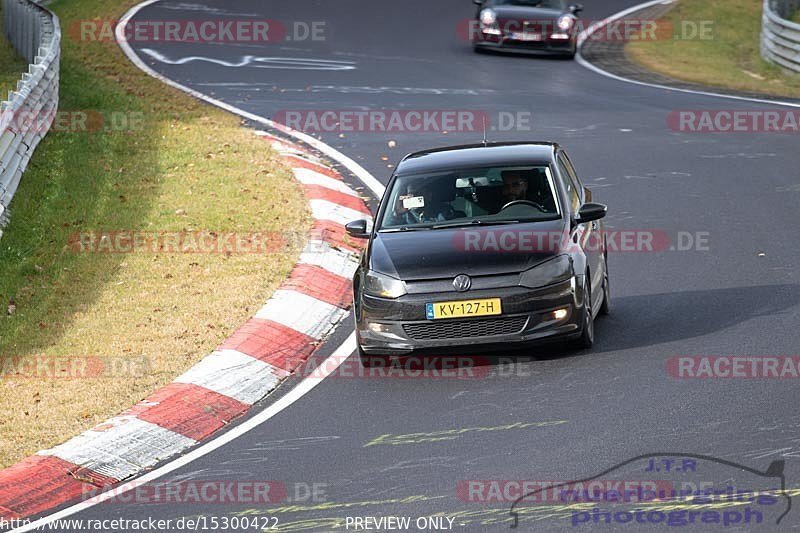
573,276,594,350
599,255,610,316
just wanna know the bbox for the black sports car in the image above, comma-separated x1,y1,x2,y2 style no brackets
346,142,609,366
471,0,583,58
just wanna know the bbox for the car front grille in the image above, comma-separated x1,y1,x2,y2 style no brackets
502,38,549,49
402,316,528,340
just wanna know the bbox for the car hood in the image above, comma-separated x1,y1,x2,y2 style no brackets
369,219,569,281
491,6,563,22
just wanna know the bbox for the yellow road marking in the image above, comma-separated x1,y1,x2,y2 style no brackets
363,420,568,447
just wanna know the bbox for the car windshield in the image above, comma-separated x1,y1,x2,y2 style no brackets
494,0,568,9
378,165,561,231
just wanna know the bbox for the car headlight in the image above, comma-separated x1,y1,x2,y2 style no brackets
364,270,407,299
557,14,574,32
480,8,497,26
519,255,574,289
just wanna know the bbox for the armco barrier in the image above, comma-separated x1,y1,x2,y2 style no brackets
762,0,800,74
0,0,59,231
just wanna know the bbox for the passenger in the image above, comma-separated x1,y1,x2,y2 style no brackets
418,182,459,223
389,183,424,225
388,181,459,225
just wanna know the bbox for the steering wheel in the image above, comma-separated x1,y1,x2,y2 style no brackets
500,199,546,212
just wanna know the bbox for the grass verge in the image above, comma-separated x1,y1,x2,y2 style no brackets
0,0,310,469
0,5,28,101
626,0,800,98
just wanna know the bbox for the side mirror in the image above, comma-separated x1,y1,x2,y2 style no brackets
473,0,483,5
345,219,370,239
569,3,583,14
575,202,607,224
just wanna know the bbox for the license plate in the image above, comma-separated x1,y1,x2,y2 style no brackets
426,298,502,320
510,31,542,41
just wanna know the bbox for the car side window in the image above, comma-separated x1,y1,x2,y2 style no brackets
556,154,580,213
560,151,584,193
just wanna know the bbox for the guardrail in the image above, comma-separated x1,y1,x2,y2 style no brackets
0,0,59,231
762,0,800,74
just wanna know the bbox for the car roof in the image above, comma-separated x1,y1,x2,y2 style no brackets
395,142,559,175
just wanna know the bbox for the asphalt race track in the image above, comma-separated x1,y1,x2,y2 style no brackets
21,0,800,531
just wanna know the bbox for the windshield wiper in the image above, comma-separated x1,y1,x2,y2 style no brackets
431,220,521,230
379,225,434,233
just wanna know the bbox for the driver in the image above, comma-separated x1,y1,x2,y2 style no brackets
501,170,529,203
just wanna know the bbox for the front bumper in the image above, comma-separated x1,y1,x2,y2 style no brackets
356,277,585,355
473,32,576,56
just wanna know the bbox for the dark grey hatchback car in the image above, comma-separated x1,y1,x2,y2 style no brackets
345,142,609,366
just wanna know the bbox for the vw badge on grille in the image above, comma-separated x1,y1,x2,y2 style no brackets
453,274,472,292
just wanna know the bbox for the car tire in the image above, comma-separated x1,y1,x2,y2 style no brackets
573,276,594,350
599,255,610,316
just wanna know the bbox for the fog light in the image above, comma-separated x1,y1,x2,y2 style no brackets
553,308,568,320
368,322,392,334
366,322,405,340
